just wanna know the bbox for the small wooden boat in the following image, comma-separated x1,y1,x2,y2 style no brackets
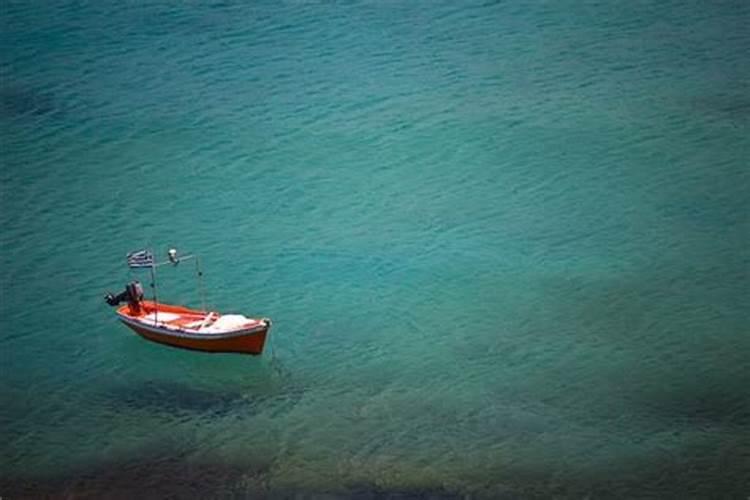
116,300,271,354
105,248,271,355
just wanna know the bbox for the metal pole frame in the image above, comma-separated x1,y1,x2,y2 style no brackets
149,252,206,313
150,250,158,325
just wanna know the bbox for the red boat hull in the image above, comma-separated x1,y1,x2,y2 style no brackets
123,321,269,354
116,300,270,355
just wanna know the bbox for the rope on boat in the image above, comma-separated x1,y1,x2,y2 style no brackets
195,256,207,312
267,322,284,377
268,324,276,361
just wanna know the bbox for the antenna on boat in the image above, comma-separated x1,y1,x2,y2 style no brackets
150,260,159,325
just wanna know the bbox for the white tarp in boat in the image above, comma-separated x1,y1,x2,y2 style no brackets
201,314,254,333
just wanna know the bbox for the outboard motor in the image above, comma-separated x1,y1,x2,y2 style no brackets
105,281,144,311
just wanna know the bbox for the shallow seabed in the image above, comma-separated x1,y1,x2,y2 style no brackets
1,0,749,498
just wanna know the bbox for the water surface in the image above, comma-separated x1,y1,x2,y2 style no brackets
1,0,749,497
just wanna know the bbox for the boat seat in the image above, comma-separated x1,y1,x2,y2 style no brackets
140,312,181,323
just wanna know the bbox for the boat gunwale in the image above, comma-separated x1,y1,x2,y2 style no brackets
117,313,269,340
115,301,270,341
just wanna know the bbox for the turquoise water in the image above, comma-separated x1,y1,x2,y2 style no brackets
2,0,749,497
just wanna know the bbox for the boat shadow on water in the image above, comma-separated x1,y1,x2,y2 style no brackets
0,85,60,119
103,374,307,419
112,379,251,417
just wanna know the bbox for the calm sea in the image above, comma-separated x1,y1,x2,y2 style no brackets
1,0,749,497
